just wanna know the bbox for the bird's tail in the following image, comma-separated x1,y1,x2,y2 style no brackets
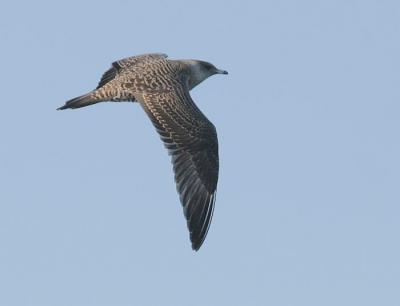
57,92,100,110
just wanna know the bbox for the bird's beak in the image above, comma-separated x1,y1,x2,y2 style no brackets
216,69,228,75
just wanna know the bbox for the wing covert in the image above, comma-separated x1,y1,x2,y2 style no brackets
96,53,168,89
136,86,218,250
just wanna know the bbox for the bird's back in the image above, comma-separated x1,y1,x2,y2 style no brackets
58,53,226,250
112,54,186,94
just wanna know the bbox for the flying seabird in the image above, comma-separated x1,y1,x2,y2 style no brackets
58,53,228,250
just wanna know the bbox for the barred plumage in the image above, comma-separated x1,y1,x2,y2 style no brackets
58,53,228,250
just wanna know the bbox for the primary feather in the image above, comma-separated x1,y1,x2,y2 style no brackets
58,53,227,250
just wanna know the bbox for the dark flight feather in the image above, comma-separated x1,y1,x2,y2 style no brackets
137,86,218,250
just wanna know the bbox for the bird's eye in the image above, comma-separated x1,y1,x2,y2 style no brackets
205,63,214,71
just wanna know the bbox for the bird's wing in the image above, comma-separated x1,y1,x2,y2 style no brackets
96,53,168,89
135,85,218,250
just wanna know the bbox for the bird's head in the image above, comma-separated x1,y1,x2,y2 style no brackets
183,60,228,90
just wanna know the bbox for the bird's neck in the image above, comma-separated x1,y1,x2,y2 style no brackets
181,60,209,90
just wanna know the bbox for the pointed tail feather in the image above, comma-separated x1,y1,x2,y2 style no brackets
57,93,100,110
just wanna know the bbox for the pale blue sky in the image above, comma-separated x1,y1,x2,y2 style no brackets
1,1,399,305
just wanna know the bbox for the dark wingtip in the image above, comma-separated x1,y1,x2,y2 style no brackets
191,242,201,252
190,227,209,251
191,232,209,251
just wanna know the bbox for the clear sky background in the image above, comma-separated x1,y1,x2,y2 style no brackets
0,1,399,305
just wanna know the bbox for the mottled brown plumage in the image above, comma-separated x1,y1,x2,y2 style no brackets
58,53,227,250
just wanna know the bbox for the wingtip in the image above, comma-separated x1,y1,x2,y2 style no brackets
191,242,201,252
191,235,207,251
188,192,216,252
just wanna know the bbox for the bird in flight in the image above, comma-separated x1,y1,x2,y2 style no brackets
58,53,228,250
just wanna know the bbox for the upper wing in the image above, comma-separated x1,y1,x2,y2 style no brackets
136,85,219,251
96,53,168,89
